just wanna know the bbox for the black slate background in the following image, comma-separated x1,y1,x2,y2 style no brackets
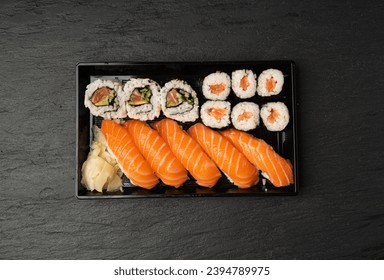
1,0,383,259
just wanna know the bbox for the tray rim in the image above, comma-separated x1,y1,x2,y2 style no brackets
76,61,299,199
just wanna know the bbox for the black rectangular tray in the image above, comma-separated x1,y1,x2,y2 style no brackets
76,61,298,198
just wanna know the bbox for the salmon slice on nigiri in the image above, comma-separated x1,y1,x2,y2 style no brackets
123,120,188,188
221,129,293,187
153,119,221,187
100,120,159,189
188,123,259,188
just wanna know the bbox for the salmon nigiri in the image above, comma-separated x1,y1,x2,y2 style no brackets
123,120,188,188
188,123,259,188
221,129,293,187
101,120,159,189
153,119,221,187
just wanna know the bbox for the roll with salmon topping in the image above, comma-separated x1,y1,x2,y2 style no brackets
231,102,260,131
231,69,257,99
202,71,231,100
84,79,126,119
161,79,199,123
257,69,284,96
260,102,289,131
201,101,231,129
122,78,161,121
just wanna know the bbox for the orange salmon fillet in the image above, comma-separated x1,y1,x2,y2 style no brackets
221,129,293,187
240,75,250,91
101,120,159,189
188,123,259,188
209,83,226,94
153,119,221,187
123,120,188,188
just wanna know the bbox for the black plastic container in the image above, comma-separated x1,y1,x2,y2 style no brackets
76,61,298,198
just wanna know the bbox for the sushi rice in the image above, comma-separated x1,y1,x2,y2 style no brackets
257,69,284,96
161,79,199,123
231,69,257,99
202,71,231,100
122,78,161,121
201,100,231,129
231,102,260,131
260,102,289,131
84,79,126,119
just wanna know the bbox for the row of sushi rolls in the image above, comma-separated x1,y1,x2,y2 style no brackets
81,68,294,193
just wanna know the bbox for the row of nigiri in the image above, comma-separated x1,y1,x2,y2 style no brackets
82,118,294,191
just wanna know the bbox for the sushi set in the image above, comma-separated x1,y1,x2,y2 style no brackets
76,61,298,198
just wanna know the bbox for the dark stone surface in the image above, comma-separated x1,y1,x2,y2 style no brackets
0,0,383,259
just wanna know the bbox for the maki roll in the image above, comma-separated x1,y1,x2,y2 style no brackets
257,69,284,96
161,79,199,123
231,69,257,99
202,71,231,100
122,78,161,121
201,101,231,129
260,102,289,131
231,102,260,131
84,79,125,119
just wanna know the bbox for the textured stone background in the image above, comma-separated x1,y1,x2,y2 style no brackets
0,0,383,259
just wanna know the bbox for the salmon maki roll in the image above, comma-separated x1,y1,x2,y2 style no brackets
188,123,259,188
221,129,293,187
257,69,284,97
202,71,231,100
153,119,221,187
231,102,260,131
100,120,159,189
123,120,188,187
232,69,257,99
260,102,289,131
200,101,231,129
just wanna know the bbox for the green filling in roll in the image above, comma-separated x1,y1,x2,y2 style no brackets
91,87,116,107
128,87,152,106
166,88,194,108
